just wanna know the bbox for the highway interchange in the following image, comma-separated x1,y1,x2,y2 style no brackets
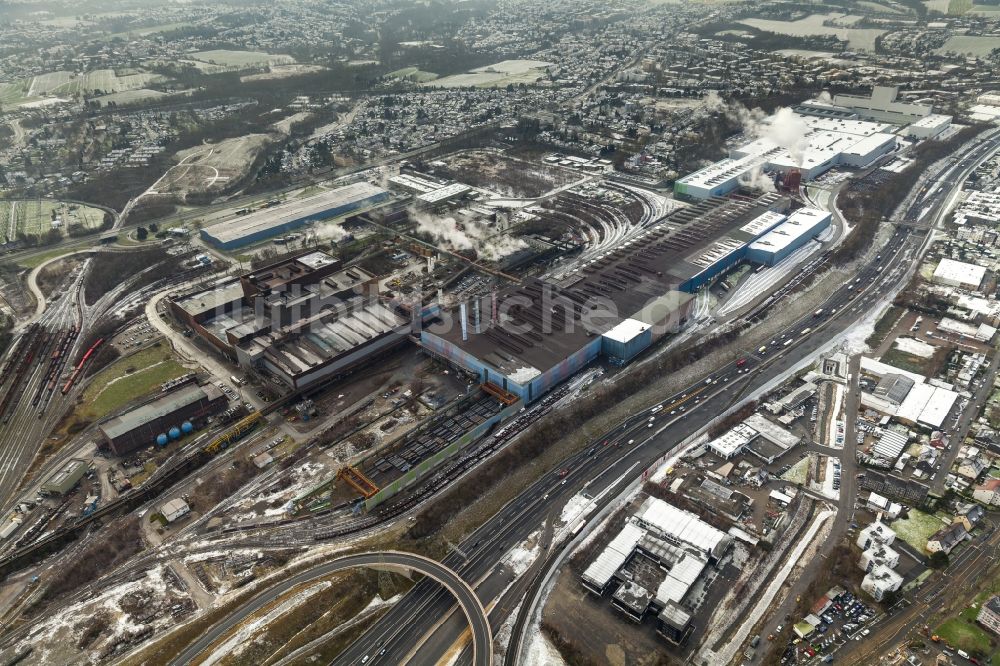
0,126,997,666
326,127,1000,666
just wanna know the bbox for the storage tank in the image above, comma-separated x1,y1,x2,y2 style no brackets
156,433,169,447
181,421,194,434
168,426,181,440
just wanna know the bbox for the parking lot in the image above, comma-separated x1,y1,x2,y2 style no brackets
777,589,880,664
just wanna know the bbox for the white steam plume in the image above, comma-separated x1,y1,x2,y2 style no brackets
410,208,527,261
738,164,777,193
709,92,813,168
765,107,812,168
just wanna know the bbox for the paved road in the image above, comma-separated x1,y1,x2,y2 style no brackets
931,345,1000,493
329,130,1000,666
169,551,492,666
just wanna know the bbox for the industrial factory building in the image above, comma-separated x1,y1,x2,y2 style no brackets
41,458,90,495
200,182,390,250
170,251,411,390
674,110,898,200
98,382,227,456
580,498,732,640
421,194,795,402
745,208,832,266
831,85,932,124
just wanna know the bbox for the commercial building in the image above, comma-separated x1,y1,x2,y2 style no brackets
675,108,898,200
41,458,89,495
200,182,389,250
171,251,411,390
938,317,997,343
977,596,1000,635
707,422,758,459
905,114,952,140
98,383,227,456
581,498,729,644
861,356,960,431
420,195,788,402
745,208,832,266
160,498,191,523
932,258,987,290
866,492,903,519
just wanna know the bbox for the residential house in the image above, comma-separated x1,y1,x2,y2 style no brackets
973,478,1000,506
926,522,968,555
956,454,988,481
978,595,1000,635
953,503,985,531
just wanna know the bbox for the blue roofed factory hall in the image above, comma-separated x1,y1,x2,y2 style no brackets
420,193,796,403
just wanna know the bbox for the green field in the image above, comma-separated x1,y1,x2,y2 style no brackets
892,509,947,551
389,67,439,82
79,344,188,422
189,50,294,68
28,69,164,96
935,35,1000,56
935,579,1000,663
948,0,974,13
0,80,36,108
0,199,107,243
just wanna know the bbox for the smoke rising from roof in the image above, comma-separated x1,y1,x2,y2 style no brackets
409,208,527,261
702,92,814,167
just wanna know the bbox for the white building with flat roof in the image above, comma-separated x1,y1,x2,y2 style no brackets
833,86,932,124
675,108,897,199
906,114,952,140
932,258,987,290
707,422,758,459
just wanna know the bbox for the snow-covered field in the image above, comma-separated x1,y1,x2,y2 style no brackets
12,564,191,665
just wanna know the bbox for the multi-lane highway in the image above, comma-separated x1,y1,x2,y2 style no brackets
170,551,493,666
325,128,1000,666
4,128,996,666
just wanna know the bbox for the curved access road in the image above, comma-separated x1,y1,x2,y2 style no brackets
169,550,492,666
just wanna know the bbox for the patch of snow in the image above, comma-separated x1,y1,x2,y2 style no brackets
893,336,935,358
524,626,566,666
200,581,332,666
502,531,541,576
650,433,709,484
364,592,401,612
558,494,590,525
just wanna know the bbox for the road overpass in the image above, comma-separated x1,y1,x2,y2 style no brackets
169,550,492,666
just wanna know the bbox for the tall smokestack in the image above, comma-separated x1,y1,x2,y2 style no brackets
473,298,481,334
491,290,498,324
410,297,421,335
460,302,468,341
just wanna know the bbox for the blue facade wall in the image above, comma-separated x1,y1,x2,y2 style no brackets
601,327,653,362
680,245,749,293
420,331,601,403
